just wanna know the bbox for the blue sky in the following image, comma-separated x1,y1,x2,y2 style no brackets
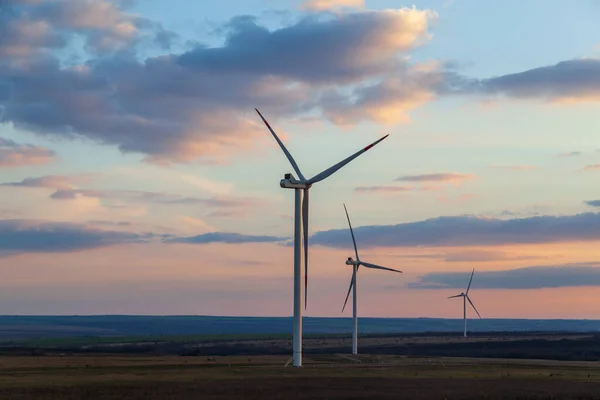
0,0,599,317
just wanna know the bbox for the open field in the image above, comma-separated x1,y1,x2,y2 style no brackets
1,354,600,399
5,331,600,363
3,332,600,398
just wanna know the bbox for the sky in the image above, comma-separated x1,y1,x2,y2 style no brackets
0,0,600,318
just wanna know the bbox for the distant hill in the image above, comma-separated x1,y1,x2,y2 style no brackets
0,316,600,339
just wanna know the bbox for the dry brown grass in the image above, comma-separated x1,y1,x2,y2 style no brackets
2,354,600,399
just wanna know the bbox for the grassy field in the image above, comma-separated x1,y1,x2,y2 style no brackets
6,331,600,363
1,354,600,399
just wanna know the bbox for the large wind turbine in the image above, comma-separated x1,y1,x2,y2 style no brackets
447,268,482,338
255,109,388,367
341,203,402,355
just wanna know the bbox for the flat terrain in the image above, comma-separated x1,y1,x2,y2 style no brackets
3,333,600,398
1,354,600,399
8,331,599,362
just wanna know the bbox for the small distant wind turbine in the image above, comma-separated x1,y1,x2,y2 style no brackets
341,203,402,355
256,109,388,367
447,268,482,338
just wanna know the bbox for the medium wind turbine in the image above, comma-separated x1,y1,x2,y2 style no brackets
341,203,402,355
255,109,388,367
447,268,482,338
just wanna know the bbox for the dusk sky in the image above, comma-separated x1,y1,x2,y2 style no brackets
1,0,600,318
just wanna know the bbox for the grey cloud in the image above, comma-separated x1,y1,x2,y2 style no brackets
481,59,600,101
0,219,147,256
0,174,72,189
310,212,600,248
0,5,435,162
395,173,475,183
487,164,538,170
584,164,600,171
0,0,174,57
447,59,600,102
409,263,600,290
395,250,538,263
585,200,600,208
559,151,582,157
1,175,258,212
48,189,259,213
88,220,134,227
355,185,412,193
165,232,287,245
179,12,428,84
0,137,56,167
49,188,108,200
299,0,364,12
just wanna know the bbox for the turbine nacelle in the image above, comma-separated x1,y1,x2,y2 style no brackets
280,173,311,190
345,257,359,266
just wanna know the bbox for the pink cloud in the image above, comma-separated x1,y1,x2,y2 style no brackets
396,172,476,183
558,151,582,157
488,164,538,170
0,138,56,168
299,0,364,11
584,164,600,171
355,185,413,193
0,3,438,163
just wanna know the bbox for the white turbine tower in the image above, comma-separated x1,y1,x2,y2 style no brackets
341,203,402,355
447,268,482,338
255,109,388,367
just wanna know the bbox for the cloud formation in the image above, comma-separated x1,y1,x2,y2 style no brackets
395,250,538,263
166,232,287,245
585,200,600,208
450,59,600,103
300,0,365,11
395,173,475,183
0,0,173,57
0,175,259,217
410,263,600,290
487,164,538,170
311,212,600,248
1,174,79,189
0,219,147,256
558,151,582,157
354,185,412,193
0,137,55,167
0,2,437,163
584,164,600,171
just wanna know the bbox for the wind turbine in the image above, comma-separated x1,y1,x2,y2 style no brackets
341,203,402,355
447,268,482,338
255,109,388,367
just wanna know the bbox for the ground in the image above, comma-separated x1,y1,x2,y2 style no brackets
3,332,600,399
2,354,600,399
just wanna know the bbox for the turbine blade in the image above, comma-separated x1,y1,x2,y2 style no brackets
341,268,356,313
307,135,389,184
303,188,309,309
255,109,305,181
361,261,402,273
466,268,475,294
343,203,359,261
447,294,463,299
466,295,482,319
